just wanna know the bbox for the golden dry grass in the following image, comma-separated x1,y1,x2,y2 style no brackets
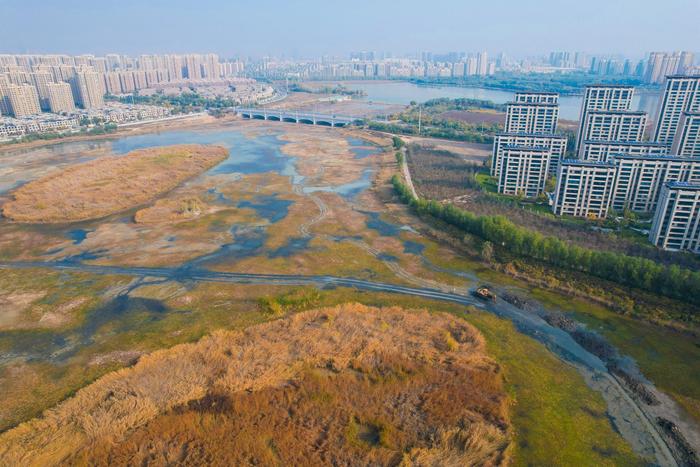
2,144,228,223
0,303,510,466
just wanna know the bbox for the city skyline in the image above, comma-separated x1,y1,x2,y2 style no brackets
1,0,699,58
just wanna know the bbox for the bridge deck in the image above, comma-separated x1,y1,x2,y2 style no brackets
235,107,360,126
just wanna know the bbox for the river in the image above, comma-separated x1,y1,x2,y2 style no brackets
343,81,662,121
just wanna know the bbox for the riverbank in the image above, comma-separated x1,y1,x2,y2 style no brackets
334,80,662,120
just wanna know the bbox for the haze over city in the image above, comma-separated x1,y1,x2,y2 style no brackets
2,0,699,57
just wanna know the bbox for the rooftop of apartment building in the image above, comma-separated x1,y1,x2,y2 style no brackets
666,181,700,190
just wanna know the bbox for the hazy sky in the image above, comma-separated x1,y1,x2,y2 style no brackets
1,0,698,58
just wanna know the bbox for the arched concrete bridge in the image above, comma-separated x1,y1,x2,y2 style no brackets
235,107,360,127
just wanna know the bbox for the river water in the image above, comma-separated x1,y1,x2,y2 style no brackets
344,81,662,121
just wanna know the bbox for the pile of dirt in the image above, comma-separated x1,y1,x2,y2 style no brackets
0,303,511,466
2,144,228,223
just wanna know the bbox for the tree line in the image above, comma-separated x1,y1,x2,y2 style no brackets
391,175,700,305
368,121,494,144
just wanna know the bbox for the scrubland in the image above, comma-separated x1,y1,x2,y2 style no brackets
0,304,511,466
2,144,228,223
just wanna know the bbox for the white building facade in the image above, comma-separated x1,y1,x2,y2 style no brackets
580,140,668,162
653,76,700,146
491,133,567,178
649,182,700,252
671,112,700,157
552,160,617,218
497,146,551,198
575,85,635,153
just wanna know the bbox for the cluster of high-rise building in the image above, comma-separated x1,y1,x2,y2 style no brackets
491,75,700,253
644,52,697,84
542,51,698,80
0,53,244,117
249,52,496,80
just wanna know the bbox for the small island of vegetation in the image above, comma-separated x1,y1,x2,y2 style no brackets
2,144,228,223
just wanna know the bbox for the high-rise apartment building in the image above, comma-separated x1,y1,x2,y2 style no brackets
72,70,104,109
132,70,148,90
504,101,559,134
491,133,567,178
679,52,695,74
649,182,700,252
30,71,54,110
165,54,184,81
609,154,700,213
103,72,122,95
184,54,203,80
645,52,696,84
46,82,75,113
7,83,41,116
552,160,617,218
0,74,11,115
577,110,647,157
653,76,700,146
575,85,634,153
466,57,477,76
119,72,136,94
580,140,668,162
204,53,220,79
671,112,700,157
514,92,559,104
497,146,551,198
477,52,488,76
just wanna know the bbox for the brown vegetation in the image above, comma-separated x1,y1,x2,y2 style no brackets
2,144,228,223
407,144,484,200
439,110,505,125
0,304,510,466
134,197,207,224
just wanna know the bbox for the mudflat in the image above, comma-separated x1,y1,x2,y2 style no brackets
2,144,228,223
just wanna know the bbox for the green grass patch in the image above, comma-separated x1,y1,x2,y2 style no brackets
531,287,700,424
475,172,497,193
466,309,642,466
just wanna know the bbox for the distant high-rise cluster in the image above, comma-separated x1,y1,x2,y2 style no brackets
250,52,496,80
492,74,700,253
544,50,698,81
0,53,244,117
645,52,696,84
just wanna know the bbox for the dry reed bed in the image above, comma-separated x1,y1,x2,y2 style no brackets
0,303,510,466
2,144,228,223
